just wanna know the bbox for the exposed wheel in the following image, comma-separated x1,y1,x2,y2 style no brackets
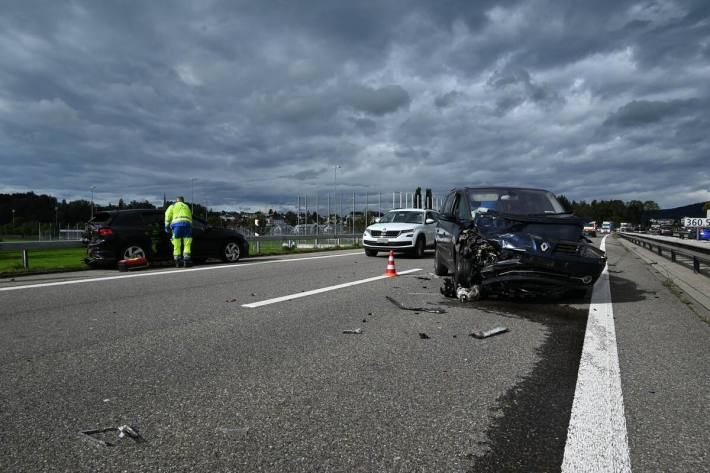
222,241,242,263
120,244,148,261
364,249,378,257
412,236,425,258
434,247,448,276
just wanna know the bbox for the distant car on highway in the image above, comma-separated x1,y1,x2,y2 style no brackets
84,209,249,267
434,187,606,300
362,208,438,257
583,221,597,237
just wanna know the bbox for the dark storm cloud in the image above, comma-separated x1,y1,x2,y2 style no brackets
1,0,709,210
603,99,698,127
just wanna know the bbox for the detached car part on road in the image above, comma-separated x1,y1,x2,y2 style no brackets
362,208,439,257
434,187,606,300
84,209,249,267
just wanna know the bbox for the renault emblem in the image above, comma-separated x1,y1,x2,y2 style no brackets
541,242,550,252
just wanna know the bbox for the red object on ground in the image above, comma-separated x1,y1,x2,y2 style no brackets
117,257,149,272
384,250,398,277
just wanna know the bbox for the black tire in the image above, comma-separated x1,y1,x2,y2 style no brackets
412,236,425,258
434,247,448,276
119,244,149,262
364,249,378,257
221,241,242,263
565,288,589,300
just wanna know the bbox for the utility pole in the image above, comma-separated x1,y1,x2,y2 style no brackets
90,185,96,219
191,178,196,213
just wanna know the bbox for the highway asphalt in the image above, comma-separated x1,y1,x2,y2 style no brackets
1,239,706,472
0,248,590,472
606,238,709,472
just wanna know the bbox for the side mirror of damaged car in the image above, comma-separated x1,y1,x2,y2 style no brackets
425,218,435,224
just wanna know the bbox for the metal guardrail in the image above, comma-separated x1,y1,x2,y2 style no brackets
0,240,84,251
0,234,363,270
619,233,710,276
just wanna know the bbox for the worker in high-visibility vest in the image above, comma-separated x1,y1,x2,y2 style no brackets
164,196,193,267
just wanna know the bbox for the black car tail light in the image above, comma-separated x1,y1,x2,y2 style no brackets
98,228,113,236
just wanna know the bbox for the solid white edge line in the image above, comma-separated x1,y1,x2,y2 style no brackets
242,268,422,308
0,252,359,292
561,235,632,473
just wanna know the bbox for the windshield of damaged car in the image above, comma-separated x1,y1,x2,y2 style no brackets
466,189,567,216
380,211,425,224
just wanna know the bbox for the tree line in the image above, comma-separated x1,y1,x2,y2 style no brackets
556,196,661,225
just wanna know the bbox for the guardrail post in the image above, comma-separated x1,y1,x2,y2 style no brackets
693,256,700,273
22,249,29,269
256,241,260,254
671,250,676,262
657,246,662,256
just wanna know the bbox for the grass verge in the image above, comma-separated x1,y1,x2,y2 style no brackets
0,247,88,277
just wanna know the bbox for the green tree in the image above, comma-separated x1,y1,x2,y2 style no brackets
557,194,572,212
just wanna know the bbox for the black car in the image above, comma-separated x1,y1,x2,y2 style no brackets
84,209,249,267
434,187,606,300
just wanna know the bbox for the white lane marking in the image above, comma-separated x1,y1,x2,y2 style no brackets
242,268,422,308
562,236,632,473
0,252,360,292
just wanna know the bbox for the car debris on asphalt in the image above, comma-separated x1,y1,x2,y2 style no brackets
418,332,431,339
342,328,363,334
79,424,144,447
469,326,509,339
386,296,447,314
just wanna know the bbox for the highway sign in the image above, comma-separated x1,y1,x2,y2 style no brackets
683,217,710,227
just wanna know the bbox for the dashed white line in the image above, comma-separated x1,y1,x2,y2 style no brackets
0,252,359,292
242,268,422,308
562,235,632,473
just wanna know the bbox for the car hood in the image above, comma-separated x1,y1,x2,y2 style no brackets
475,213,584,241
366,222,420,232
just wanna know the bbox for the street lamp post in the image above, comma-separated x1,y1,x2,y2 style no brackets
90,185,96,220
12,209,15,226
55,206,59,238
191,178,196,213
333,165,341,225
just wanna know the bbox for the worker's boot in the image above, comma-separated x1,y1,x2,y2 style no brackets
175,256,183,268
183,255,193,268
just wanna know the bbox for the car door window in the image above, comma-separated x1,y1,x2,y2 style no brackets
453,193,469,221
441,193,455,215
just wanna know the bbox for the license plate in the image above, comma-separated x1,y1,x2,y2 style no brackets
377,238,388,244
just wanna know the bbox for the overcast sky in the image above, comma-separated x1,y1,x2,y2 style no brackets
1,0,708,211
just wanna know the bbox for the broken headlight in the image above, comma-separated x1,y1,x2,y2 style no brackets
579,244,605,258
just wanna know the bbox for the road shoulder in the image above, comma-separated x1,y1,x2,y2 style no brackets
606,237,710,472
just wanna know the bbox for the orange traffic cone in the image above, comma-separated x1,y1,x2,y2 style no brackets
384,250,398,277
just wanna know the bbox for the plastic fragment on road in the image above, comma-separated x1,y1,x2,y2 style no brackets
342,328,363,334
117,424,144,442
79,424,144,447
419,332,431,339
469,326,509,339
219,427,249,438
386,296,447,314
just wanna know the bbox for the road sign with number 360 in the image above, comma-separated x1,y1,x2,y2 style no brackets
683,217,710,227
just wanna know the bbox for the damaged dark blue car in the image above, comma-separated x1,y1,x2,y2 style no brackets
434,187,606,300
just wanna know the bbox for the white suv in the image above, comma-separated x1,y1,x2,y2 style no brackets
362,208,439,257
